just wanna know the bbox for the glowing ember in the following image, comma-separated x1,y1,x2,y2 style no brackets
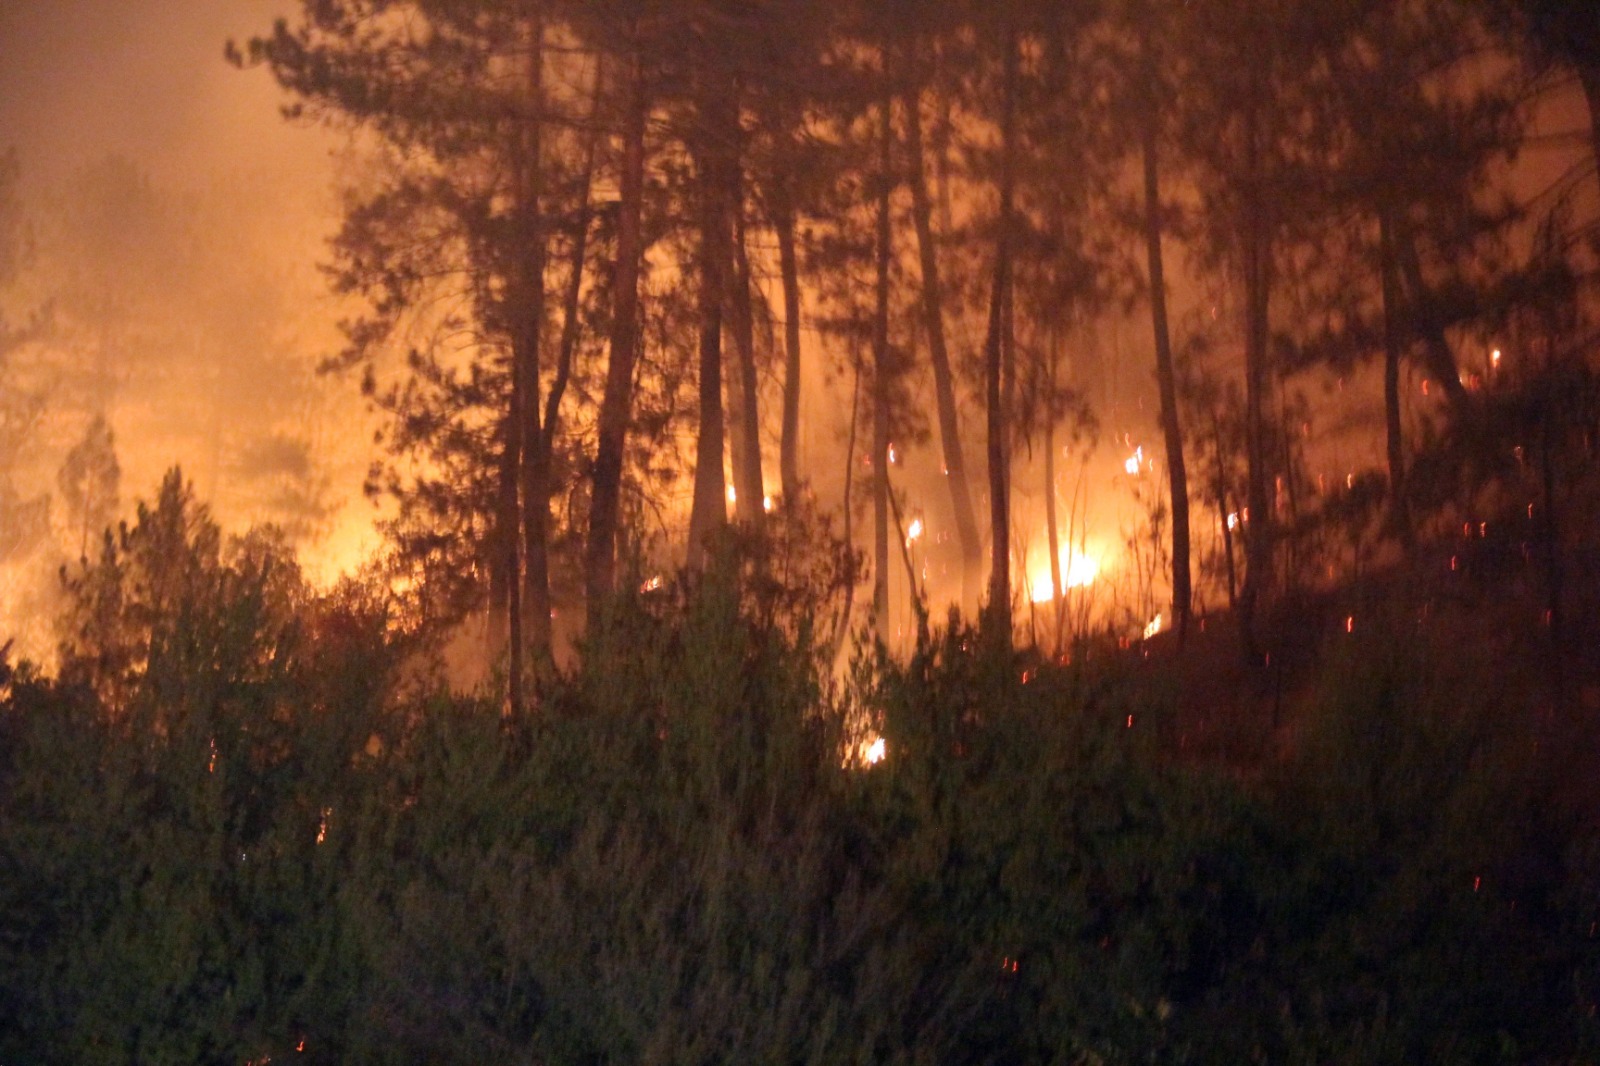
316,807,330,845
906,517,924,544
1226,511,1239,531
1028,549,1099,603
1124,446,1144,476
726,485,737,504
887,442,899,464
1491,348,1502,368
762,494,774,513
640,575,663,593
1143,613,1162,640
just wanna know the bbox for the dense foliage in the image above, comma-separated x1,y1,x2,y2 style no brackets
4,473,1600,1064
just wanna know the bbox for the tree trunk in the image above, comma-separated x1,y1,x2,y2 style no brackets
984,24,1018,637
585,49,647,618
529,65,600,663
1378,209,1412,548
1577,60,1600,207
905,86,982,615
728,196,764,523
1044,329,1064,647
1141,57,1191,646
1239,99,1272,658
686,68,736,570
1395,225,1469,407
516,18,550,671
775,194,804,504
872,83,893,638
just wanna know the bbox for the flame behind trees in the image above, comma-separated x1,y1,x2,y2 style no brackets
240,0,1585,675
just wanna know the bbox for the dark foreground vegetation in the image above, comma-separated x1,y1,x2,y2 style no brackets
4,474,1600,1065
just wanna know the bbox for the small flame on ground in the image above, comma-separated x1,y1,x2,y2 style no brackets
640,575,663,593
1124,446,1144,476
762,494,774,513
1143,613,1163,640
906,517,924,544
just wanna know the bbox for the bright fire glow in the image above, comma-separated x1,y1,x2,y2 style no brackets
906,517,924,544
861,735,886,765
1124,446,1144,476
1143,613,1163,640
640,575,663,593
762,494,774,513
1029,549,1099,603
726,485,737,504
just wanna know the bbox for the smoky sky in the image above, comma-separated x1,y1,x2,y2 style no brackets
0,0,329,192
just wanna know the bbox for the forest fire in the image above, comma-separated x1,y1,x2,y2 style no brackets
3,0,1600,1060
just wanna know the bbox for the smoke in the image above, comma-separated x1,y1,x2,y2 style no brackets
0,0,379,652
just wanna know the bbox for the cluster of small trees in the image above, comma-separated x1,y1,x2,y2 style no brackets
4,469,1600,1062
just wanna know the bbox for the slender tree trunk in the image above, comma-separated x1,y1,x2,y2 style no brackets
686,68,736,569
905,86,982,614
516,18,551,672
775,194,804,503
1239,100,1272,658
829,344,863,666
1378,209,1412,549
1141,57,1191,646
1044,329,1064,646
728,198,764,522
984,23,1018,636
585,49,647,617
527,66,600,663
1395,226,1468,407
1577,61,1600,208
872,82,893,638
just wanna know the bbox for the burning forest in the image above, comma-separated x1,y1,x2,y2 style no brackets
5,0,1600,1061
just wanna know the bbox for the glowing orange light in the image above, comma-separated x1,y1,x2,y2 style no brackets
208,738,217,774
1345,615,1353,634
1028,549,1098,603
1124,446,1144,476
1143,613,1163,640
762,494,774,513
640,575,663,593
1491,348,1502,368
906,517,924,544
726,485,737,505
862,736,886,765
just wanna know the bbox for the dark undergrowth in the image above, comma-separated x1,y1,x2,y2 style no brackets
4,476,1600,1064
